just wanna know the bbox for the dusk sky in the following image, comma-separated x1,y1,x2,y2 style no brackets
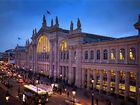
0,0,140,52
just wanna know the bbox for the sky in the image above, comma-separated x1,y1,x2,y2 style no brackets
0,0,140,52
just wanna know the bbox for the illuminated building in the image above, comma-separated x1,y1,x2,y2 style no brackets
15,15,140,104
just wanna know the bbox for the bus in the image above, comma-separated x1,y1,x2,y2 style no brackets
22,84,49,105
37,84,53,96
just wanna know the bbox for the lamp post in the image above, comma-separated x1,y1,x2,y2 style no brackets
35,80,39,94
59,74,62,85
72,90,76,105
5,91,10,102
91,79,94,105
60,74,62,81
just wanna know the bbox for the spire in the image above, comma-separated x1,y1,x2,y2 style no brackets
32,29,34,36
51,19,53,27
70,21,74,31
77,18,81,29
35,28,37,34
56,16,59,25
42,15,47,27
134,14,140,35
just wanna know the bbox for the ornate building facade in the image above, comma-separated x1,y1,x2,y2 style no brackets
15,15,140,104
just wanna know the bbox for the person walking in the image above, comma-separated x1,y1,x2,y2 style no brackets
67,91,70,98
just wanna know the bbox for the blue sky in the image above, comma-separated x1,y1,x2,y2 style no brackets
0,0,140,52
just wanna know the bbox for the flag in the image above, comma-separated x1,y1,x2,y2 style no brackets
47,10,51,15
18,37,21,40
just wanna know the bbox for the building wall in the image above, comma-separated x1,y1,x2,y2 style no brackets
15,16,140,103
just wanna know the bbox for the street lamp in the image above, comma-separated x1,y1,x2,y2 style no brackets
91,79,94,105
91,79,94,89
5,91,10,102
60,74,62,79
59,74,62,83
35,80,39,94
41,70,43,74
72,90,76,105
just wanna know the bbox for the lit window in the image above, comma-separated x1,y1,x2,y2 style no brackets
120,48,125,60
60,40,68,60
129,48,136,60
74,51,76,60
37,35,50,53
60,40,68,51
130,85,136,92
130,72,136,80
111,49,115,60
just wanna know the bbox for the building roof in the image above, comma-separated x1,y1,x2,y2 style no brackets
16,46,26,52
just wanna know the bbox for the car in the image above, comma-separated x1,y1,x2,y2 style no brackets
65,98,82,105
18,79,24,84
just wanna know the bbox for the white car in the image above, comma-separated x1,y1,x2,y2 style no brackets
65,98,82,105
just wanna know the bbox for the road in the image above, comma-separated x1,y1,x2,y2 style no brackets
0,63,136,105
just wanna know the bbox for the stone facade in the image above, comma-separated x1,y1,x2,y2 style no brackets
15,15,140,104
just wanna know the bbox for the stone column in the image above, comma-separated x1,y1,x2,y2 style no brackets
115,47,119,63
81,68,85,88
65,66,67,81
75,46,82,87
49,43,53,78
62,66,64,80
87,69,90,89
108,48,111,63
100,48,103,63
99,70,103,93
137,70,140,105
125,46,128,64
125,71,130,99
107,70,111,95
93,69,97,89
115,71,119,95
68,48,72,84
94,49,96,63
66,66,69,82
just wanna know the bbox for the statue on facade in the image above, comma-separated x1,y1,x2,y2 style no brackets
42,15,47,27
70,21,74,31
77,18,81,29
56,16,59,25
34,28,37,34
51,19,53,27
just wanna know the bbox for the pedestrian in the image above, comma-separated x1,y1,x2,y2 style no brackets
67,91,69,98
96,99,98,105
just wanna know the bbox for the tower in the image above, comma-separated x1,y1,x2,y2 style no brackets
42,15,47,27
134,14,140,35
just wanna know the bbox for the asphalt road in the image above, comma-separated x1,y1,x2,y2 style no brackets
0,86,22,105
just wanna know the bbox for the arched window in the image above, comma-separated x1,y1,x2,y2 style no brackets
90,50,94,59
103,49,108,60
120,48,125,60
60,40,68,60
64,52,66,59
74,51,76,60
67,52,69,59
60,52,63,59
97,50,100,60
111,49,115,60
85,51,88,59
37,35,50,53
129,47,136,60
60,40,68,51
37,35,50,61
